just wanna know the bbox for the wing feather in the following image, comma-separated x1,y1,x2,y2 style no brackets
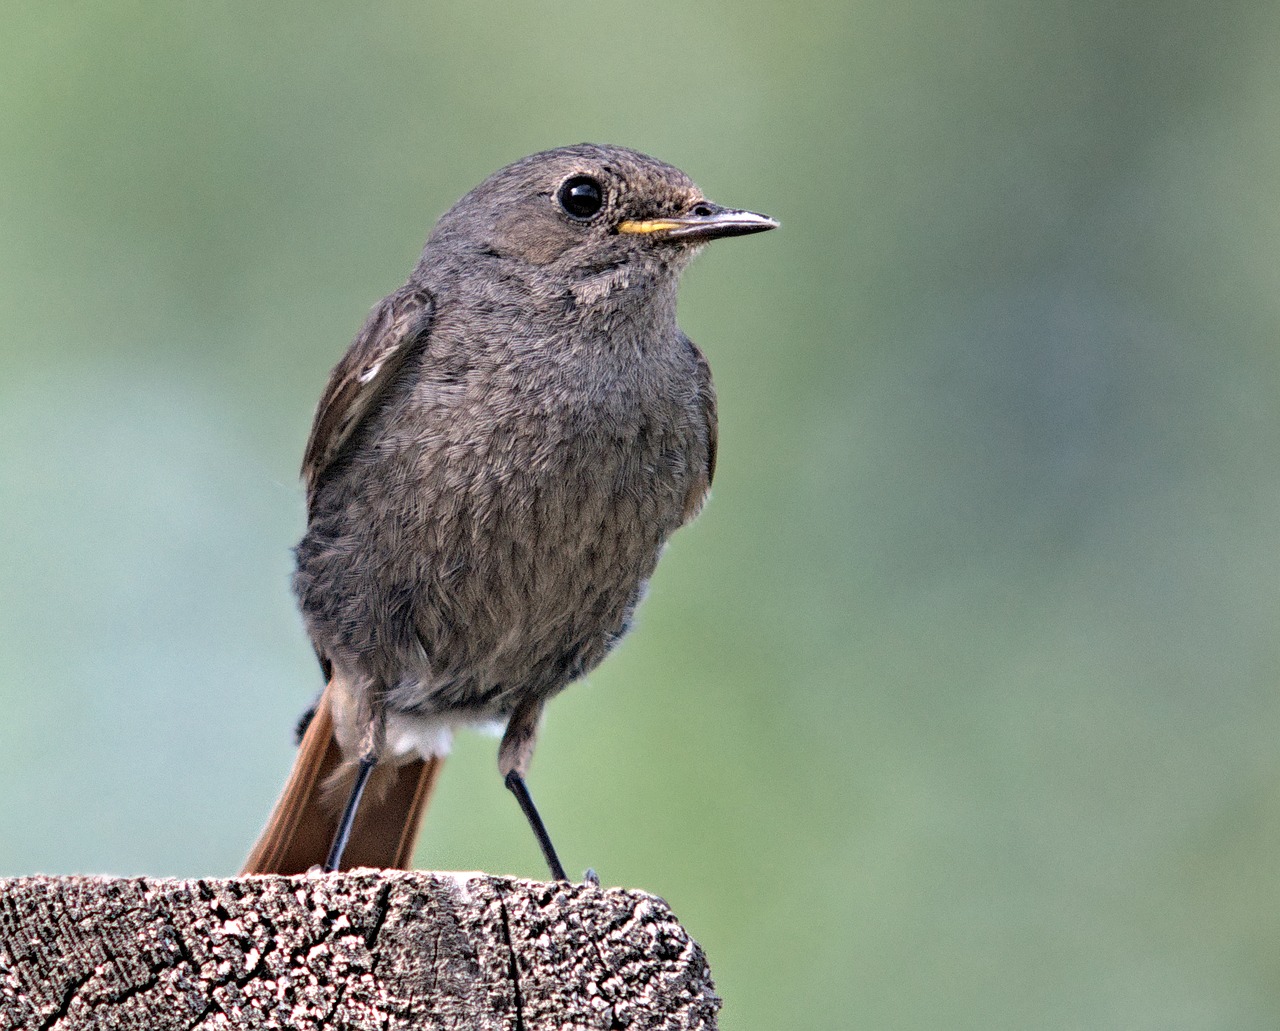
301,285,434,508
681,335,718,524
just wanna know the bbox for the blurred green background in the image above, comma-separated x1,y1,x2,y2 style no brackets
3,2,1279,1027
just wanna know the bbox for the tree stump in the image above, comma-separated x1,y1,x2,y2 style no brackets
0,870,719,1030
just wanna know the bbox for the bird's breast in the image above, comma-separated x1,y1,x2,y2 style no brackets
302,312,705,714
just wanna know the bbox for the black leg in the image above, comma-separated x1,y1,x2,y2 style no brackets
325,754,376,872
504,770,568,881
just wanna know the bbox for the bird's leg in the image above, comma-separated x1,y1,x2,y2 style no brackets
500,697,568,882
505,770,568,881
324,755,375,872
324,695,386,873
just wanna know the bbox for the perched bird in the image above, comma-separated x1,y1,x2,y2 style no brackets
242,144,776,879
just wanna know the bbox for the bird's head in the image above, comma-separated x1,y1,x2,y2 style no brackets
422,144,776,299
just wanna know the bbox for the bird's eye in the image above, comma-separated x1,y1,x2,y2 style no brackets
557,175,605,220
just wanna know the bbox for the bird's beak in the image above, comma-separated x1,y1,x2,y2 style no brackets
618,203,779,241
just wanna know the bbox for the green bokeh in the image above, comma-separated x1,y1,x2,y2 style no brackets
3,2,1279,1027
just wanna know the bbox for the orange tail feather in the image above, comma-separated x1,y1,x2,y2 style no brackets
241,683,442,875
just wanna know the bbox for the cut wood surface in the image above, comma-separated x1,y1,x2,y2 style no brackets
0,870,719,1030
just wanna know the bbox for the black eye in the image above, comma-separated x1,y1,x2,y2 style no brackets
557,175,605,220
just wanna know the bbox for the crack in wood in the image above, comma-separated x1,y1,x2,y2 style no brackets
37,970,91,1031
495,890,527,1031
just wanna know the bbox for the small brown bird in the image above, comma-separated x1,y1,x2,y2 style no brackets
242,144,776,879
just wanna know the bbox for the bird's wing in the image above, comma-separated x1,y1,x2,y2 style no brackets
301,285,435,508
682,334,718,524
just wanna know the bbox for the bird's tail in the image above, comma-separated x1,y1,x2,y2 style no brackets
241,681,441,875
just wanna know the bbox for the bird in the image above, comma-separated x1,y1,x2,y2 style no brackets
241,143,776,879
